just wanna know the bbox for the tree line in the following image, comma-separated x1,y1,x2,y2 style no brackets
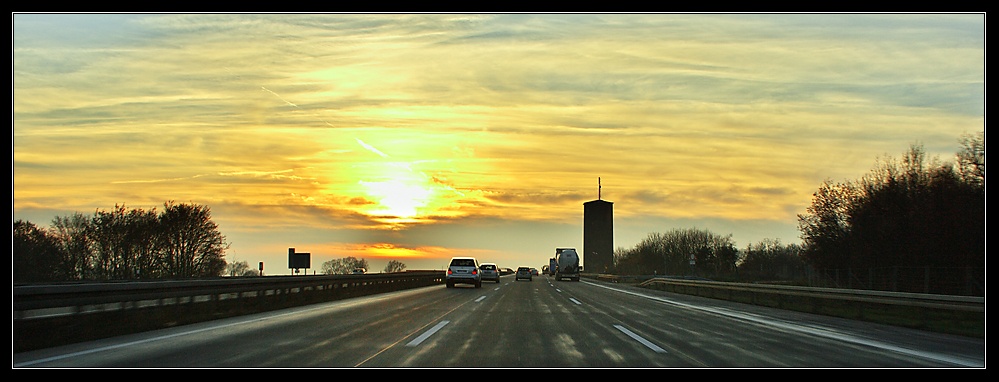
318,257,408,274
14,201,228,283
797,132,984,295
612,132,984,296
14,201,412,282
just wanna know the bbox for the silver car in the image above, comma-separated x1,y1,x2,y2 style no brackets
446,257,482,288
515,266,532,281
479,263,501,283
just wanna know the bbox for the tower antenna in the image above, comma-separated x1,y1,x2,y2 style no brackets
598,177,602,200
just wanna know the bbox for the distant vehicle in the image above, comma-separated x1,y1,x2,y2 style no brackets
480,263,501,283
554,248,580,281
351,268,366,274
530,268,539,276
446,257,482,288
515,266,533,281
549,258,557,276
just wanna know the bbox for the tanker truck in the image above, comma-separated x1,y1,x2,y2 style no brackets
554,247,580,281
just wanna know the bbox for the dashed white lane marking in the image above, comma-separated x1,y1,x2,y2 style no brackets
406,320,450,347
614,324,668,353
587,281,983,367
568,297,582,305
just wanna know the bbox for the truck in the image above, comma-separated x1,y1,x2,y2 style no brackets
548,258,558,276
554,247,580,281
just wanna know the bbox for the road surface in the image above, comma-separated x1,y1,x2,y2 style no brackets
13,275,985,368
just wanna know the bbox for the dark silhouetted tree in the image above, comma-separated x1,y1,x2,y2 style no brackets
225,260,259,277
321,257,369,275
384,260,407,273
613,228,738,277
157,201,229,278
738,238,805,281
13,220,65,283
16,201,230,282
88,204,132,280
798,139,984,295
797,180,858,270
49,212,92,280
956,131,984,188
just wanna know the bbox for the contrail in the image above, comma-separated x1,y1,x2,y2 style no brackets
261,86,298,108
260,85,336,127
356,138,389,158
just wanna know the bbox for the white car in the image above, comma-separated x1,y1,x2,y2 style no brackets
446,257,482,288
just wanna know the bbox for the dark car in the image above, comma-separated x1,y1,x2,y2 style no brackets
515,266,532,281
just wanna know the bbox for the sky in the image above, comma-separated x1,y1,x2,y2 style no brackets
12,13,985,274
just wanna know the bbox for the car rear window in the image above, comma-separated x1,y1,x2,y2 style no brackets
451,259,476,267
481,264,496,270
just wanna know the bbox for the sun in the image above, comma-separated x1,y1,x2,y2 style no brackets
342,136,477,225
361,178,432,220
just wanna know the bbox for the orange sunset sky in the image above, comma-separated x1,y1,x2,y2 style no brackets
12,13,985,273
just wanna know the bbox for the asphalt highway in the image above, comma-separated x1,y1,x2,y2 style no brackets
12,274,986,368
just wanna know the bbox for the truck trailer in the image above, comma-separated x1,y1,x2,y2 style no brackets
554,247,580,281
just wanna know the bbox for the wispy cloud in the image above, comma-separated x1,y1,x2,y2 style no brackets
13,13,984,271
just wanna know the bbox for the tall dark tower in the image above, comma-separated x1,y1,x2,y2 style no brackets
583,178,613,274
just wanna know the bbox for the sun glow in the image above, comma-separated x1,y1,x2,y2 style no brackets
360,178,433,220
342,134,487,226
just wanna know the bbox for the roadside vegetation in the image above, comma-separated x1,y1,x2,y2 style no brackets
613,132,984,297
14,201,228,283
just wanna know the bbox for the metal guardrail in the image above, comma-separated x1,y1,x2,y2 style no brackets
13,271,445,320
630,276,984,312
13,271,445,352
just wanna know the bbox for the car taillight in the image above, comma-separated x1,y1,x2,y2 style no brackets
472,269,478,275
447,268,453,275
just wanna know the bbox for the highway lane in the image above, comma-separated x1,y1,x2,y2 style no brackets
13,275,985,368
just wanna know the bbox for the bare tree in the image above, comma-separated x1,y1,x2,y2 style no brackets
49,212,92,280
88,204,131,280
13,220,64,283
956,131,985,188
225,260,259,277
157,201,229,278
616,228,738,277
739,239,805,281
321,257,369,275
383,260,407,273
798,142,984,295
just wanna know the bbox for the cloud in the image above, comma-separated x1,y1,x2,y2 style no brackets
13,13,984,273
